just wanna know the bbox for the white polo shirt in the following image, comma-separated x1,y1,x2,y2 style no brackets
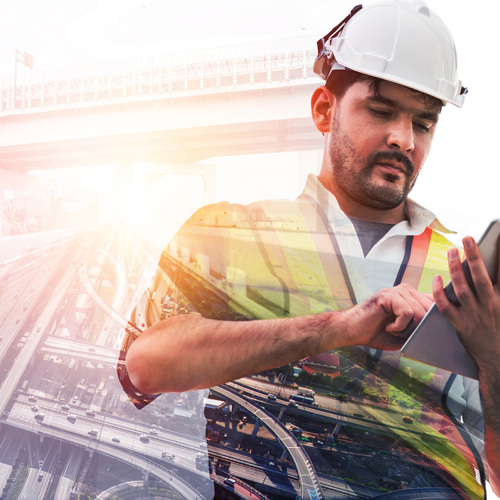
302,173,454,301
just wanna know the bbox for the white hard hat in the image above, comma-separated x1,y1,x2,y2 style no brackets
314,0,467,107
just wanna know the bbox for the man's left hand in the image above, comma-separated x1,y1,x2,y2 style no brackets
432,236,500,372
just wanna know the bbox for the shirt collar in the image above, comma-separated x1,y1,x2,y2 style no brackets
301,174,455,235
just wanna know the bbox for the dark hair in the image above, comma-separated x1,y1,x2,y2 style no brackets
325,68,443,113
325,68,370,99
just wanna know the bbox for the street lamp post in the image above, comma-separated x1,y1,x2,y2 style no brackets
13,49,34,109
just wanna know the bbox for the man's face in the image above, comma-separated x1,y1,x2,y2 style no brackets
324,79,440,211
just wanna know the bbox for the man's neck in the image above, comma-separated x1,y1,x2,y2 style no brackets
318,174,407,224
337,196,407,224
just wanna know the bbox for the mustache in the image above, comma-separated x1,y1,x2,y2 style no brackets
366,151,414,177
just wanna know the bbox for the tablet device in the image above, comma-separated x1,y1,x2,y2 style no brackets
400,219,500,379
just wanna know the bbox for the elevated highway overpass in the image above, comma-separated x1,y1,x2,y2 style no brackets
0,39,323,172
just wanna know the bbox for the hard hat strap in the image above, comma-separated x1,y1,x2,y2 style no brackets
316,4,363,61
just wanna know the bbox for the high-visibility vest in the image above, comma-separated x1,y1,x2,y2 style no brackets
120,195,486,499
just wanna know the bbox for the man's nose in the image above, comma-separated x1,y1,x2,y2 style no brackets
387,119,414,153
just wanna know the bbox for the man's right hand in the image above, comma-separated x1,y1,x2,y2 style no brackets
335,283,434,351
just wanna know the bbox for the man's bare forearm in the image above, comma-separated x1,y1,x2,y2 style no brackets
125,284,431,394
126,311,343,394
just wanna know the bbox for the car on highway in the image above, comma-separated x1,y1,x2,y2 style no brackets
403,416,414,424
38,473,43,482
267,393,277,401
31,405,39,412
288,401,298,408
112,437,121,443
67,414,77,423
61,404,70,411
161,452,174,462
224,478,235,487
139,434,149,443
39,460,43,468
86,409,95,417
88,429,98,437
34,413,45,421
149,428,159,435
28,396,36,403
36,324,42,332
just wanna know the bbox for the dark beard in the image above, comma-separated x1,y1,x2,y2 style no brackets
328,121,416,210
359,150,415,209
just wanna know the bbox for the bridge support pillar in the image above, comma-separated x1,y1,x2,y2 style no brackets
297,150,322,189
196,390,206,418
116,162,217,245
135,163,216,205
277,407,285,421
333,422,342,437
251,420,260,438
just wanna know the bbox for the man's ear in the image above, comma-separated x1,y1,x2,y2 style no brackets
311,86,336,134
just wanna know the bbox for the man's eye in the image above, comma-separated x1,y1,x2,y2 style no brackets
414,121,430,133
369,108,391,118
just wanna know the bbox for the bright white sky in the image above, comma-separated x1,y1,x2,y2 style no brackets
1,0,499,242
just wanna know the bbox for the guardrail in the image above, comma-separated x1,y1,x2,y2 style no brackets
0,37,319,113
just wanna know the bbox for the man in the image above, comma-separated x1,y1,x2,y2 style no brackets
120,1,500,498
